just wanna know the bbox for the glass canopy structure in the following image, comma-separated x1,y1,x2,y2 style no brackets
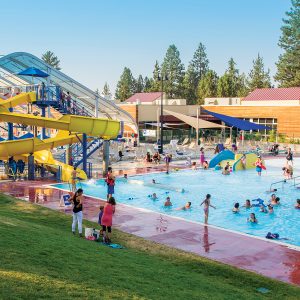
0,52,137,132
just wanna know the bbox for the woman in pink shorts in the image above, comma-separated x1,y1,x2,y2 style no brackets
101,197,116,243
200,147,205,167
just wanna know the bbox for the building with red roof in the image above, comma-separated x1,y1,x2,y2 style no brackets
202,87,300,138
243,87,300,105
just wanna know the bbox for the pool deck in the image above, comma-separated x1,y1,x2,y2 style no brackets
0,165,300,286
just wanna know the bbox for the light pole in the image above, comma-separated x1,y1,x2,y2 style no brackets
157,73,168,154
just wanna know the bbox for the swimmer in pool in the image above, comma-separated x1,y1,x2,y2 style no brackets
271,197,280,206
267,204,274,214
266,188,277,194
203,161,209,169
295,199,300,209
222,165,230,175
259,204,267,213
164,196,172,207
176,202,192,211
152,179,156,184
247,213,258,223
243,199,252,208
151,193,158,200
232,202,240,213
123,174,128,179
270,193,276,203
200,194,216,224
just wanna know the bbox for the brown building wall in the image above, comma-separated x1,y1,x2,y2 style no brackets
202,105,300,137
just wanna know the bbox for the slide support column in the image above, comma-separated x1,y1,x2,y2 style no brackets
41,106,46,140
28,155,35,180
8,107,13,140
102,140,110,176
82,133,87,174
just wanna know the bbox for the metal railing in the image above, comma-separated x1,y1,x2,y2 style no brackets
269,175,300,191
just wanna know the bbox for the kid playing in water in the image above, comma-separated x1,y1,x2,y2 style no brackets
295,199,300,209
248,213,258,223
164,196,172,207
232,202,240,213
270,196,280,206
243,199,252,208
176,202,192,211
200,194,216,224
151,193,158,200
254,156,266,176
267,204,274,214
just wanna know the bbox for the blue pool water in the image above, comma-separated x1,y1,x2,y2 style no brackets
53,158,300,247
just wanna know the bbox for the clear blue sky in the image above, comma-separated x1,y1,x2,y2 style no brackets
1,0,290,94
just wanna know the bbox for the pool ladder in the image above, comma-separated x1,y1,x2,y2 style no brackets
269,175,300,191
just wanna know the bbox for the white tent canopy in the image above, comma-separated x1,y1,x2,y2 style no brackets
164,109,226,129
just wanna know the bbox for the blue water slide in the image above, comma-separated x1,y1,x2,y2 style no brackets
209,150,235,168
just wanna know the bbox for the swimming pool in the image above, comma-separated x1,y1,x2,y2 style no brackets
53,158,300,247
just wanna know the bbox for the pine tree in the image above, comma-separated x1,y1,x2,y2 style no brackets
191,42,209,83
144,76,153,92
115,67,135,101
183,65,197,104
275,0,300,87
150,61,161,92
197,70,218,104
102,82,111,98
217,58,241,97
237,73,249,97
247,54,271,91
183,43,209,104
135,75,144,93
41,51,61,70
161,45,185,98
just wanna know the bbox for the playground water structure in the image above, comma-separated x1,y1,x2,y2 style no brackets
53,157,300,247
0,92,121,181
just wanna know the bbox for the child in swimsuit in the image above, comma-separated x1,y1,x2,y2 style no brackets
248,213,258,223
295,199,300,209
200,194,216,224
232,202,239,213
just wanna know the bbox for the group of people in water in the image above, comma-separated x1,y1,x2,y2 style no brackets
67,145,298,243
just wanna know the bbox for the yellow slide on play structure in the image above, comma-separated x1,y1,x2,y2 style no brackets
0,92,121,181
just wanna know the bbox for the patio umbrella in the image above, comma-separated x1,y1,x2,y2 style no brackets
18,67,49,86
18,67,49,78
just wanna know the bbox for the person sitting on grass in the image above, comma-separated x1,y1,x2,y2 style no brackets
164,196,172,207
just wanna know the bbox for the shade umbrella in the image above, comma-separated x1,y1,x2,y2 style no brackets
18,67,49,78
18,67,49,87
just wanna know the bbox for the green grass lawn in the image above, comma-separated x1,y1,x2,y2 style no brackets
0,194,299,300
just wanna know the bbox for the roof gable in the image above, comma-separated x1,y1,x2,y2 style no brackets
125,92,162,103
244,88,300,101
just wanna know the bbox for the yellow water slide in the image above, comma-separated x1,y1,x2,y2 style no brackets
0,92,120,181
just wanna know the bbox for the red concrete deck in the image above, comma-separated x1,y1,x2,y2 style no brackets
0,179,299,286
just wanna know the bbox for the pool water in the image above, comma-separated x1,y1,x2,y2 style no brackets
53,158,300,247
